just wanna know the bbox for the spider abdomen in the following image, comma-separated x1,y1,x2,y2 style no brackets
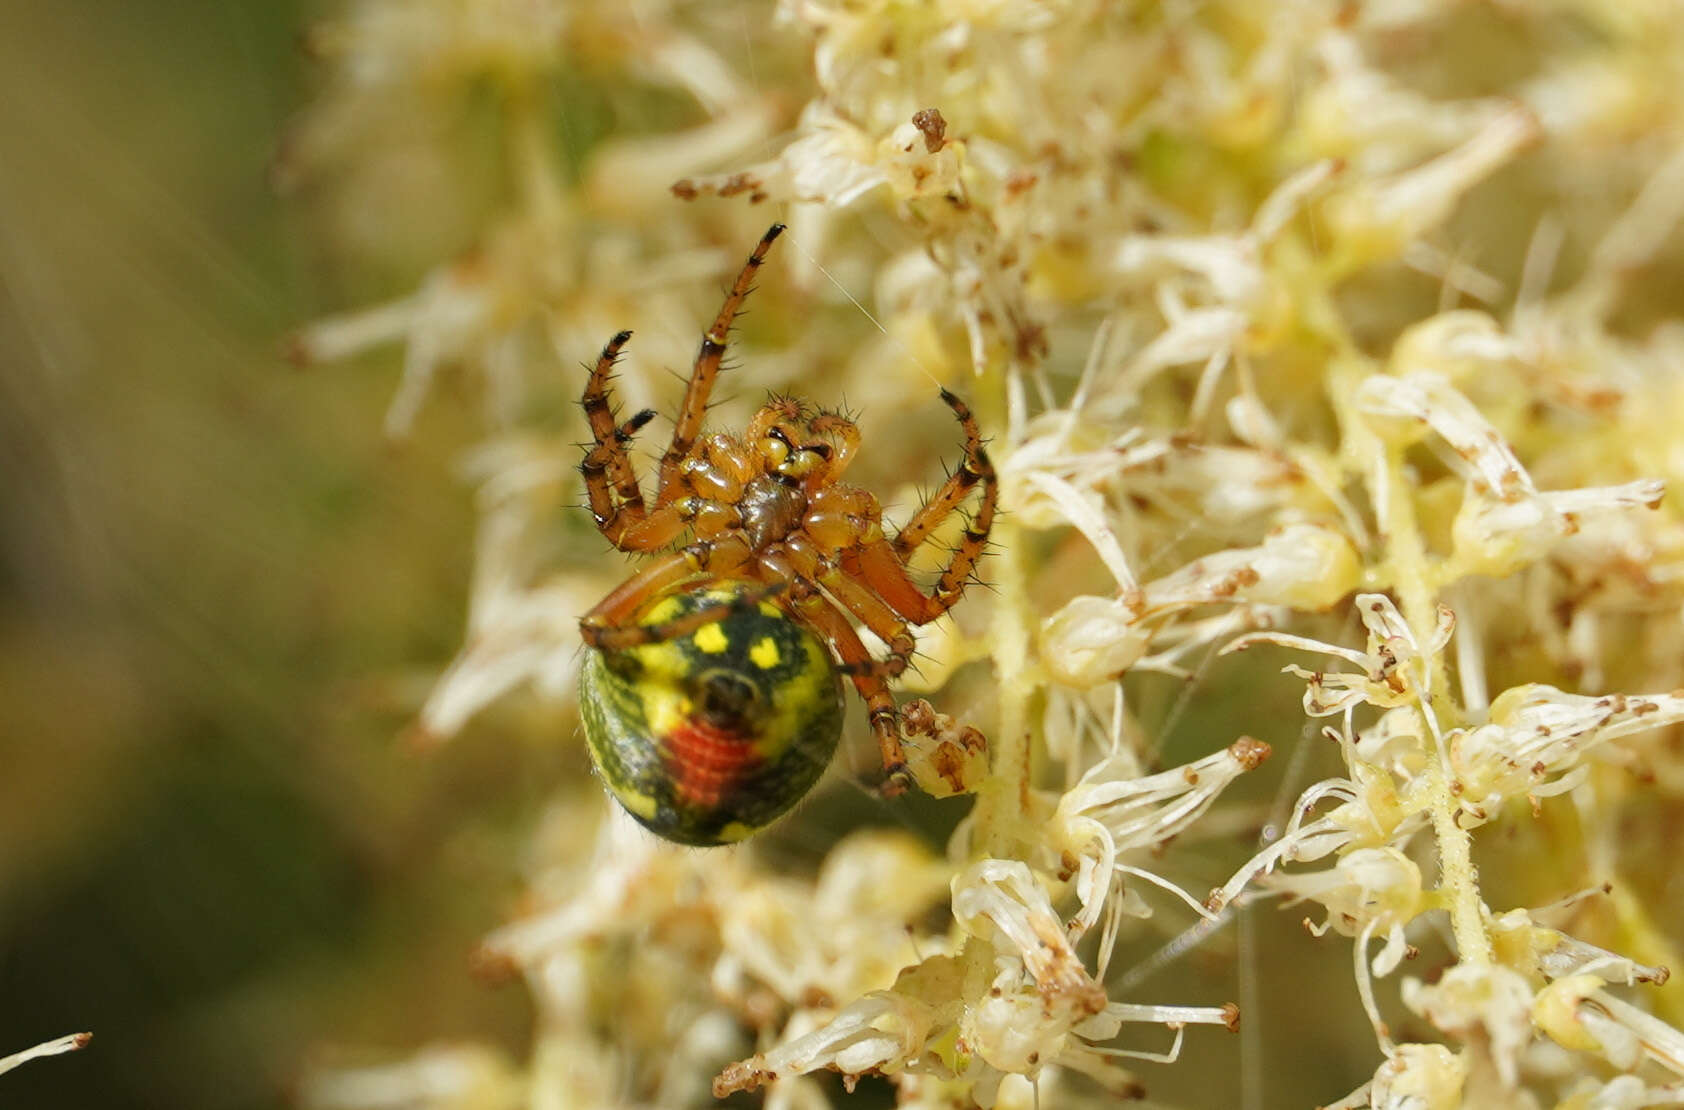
578,580,844,846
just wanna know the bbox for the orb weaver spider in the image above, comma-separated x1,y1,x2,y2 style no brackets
576,224,997,845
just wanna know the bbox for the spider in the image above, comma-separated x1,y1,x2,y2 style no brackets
576,224,996,846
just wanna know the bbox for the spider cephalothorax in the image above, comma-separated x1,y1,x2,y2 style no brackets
577,224,996,845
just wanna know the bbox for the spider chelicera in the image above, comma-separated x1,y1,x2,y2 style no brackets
576,224,997,845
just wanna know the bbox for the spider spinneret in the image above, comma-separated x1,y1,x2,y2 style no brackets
577,224,996,845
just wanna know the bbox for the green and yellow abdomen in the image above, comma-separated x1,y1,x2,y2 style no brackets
579,581,845,846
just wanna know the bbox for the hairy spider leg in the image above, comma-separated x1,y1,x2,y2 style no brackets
581,226,786,551
777,575,912,794
656,223,786,501
579,335,695,550
782,534,916,680
753,546,912,792
890,389,993,557
580,330,649,512
843,389,998,624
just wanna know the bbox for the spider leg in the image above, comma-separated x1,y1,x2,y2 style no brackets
580,536,753,650
590,580,787,651
846,391,997,625
579,338,707,551
656,224,786,501
600,501,690,551
581,331,651,505
785,589,912,795
784,537,915,678
760,545,910,792
580,332,694,550
583,413,683,548
891,389,995,557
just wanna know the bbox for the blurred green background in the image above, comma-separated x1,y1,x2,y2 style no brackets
0,4,546,1106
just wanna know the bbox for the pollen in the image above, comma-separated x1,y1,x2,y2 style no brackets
750,636,781,669
693,623,730,654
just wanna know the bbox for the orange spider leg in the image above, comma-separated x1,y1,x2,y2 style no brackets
580,536,754,650
890,389,994,558
591,580,787,651
843,528,982,627
780,582,911,794
656,224,786,501
580,330,652,520
579,408,655,536
838,390,996,624
579,337,689,549
613,503,696,551
784,536,915,679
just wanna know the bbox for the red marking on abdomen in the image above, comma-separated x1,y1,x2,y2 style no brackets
662,718,761,809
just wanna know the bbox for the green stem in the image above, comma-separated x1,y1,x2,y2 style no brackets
1372,435,1491,967
979,502,1035,858
964,358,1038,860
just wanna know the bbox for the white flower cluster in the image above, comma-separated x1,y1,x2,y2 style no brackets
714,853,1237,1107
292,0,1684,1106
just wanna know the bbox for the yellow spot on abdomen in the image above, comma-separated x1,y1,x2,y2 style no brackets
750,636,781,669
693,623,729,654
